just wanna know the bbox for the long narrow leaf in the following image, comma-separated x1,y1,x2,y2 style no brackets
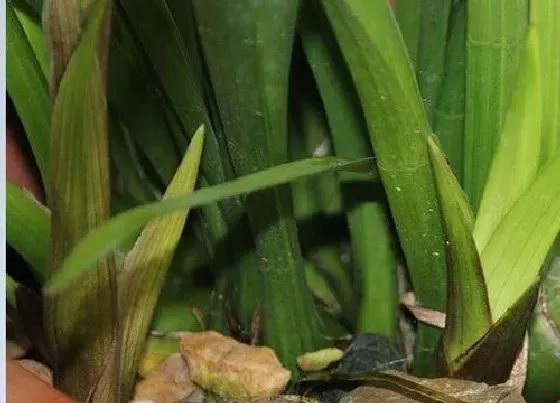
6,184,50,281
193,0,327,369
6,2,50,185
300,0,398,340
433,0,466,181
43,0,119,399
118,127,203,400
12,2,49,77
321,0,447,374
415,0,452,123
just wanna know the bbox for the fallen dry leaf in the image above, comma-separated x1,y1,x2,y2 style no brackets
339,370,525,402
180,331,291,400
134,352,197,403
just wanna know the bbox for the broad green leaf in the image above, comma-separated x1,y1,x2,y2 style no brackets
6,2,50,185
532,0,560,166
525,246,560,403
433,0,466,181
482,155,560,321
118,127,203,400
474,28,541,252
414,0,452,123
463,0,529,211
193,0,326,369
43,0,118,399
448,282,539,383
6,184,50,281
321,0,447,374
427,136,492,365
44,156,374,292
300,0,398,341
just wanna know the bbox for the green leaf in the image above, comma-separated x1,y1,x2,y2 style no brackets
117,0,233,188
532,0,560,166
6,184,50,281
12,1,49,77
118,127,203,400
193,0,326,369
321,0,447,374
300,0,398,340
289,86,354,321
107,19,181,186
6,1,50,185
394,0,422,66
42,0,118,399
463,0,529,211
108,115,161,203
414,0,453,123
433,0,466,181
44,156,373,292
427,136,492,366
481,155,560,322
474,28,541,252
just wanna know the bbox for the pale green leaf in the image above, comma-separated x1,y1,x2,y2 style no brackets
474,28,541,252
463,0,529,211
482,155,560,321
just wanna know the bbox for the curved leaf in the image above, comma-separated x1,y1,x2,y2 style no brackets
6,2,50,184
44,156,375,292
118,126,203,399
428,136,492,365
482,155,560,321
321,0,447,374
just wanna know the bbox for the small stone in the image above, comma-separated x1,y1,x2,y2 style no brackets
297,348,344,372
134,353,197,403
17,359,53,385
180,331,291,400
335,333,407,374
